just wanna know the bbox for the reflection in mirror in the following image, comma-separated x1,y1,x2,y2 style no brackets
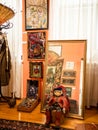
41,40,87,119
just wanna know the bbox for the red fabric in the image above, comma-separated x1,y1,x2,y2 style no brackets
48,95,70,112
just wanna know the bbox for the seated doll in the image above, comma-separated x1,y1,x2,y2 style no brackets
45,84,70,127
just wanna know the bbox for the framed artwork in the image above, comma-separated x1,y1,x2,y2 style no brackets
41,40,87,119
17,79,39,112
54,59,64,84
46,66,56,84
25,0,49,30
62,78,75,86
65,87,72,97
27,79,39,99
63,70,76,77
29,62,43,78
28,32,46,59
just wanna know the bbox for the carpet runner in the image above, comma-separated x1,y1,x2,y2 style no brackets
0,119,73,130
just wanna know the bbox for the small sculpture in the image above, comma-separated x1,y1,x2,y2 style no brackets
45,84,70,128
8,92,16,108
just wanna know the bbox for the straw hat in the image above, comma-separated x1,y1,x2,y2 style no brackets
0,3,15,25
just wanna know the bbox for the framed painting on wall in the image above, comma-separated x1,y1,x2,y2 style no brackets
28,32,46,59
25,0,49,30
29,62,43,78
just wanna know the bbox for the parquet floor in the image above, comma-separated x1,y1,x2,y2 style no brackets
0,99,98,129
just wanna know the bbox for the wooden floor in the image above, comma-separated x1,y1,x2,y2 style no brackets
0,99,98,129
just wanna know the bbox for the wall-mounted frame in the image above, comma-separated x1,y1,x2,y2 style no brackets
63,70,76,77
62,78,75,86
41,40,87,119
27,79,39,98
29,62,43,78
27,32,46,59
25,0,49,30
65,87,72,97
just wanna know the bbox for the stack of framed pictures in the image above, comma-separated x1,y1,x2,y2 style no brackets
61,70,76,98
18,31,47,112
19,0,49,112
41,40,87,119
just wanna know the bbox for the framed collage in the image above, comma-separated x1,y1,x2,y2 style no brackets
25,0,49,30
27,31,46,59
41,40,87,119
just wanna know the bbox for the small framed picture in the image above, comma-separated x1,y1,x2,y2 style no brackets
29,62,43,78
28,32,46,59
62,78,75,86
25,0,49,30
27,79,39,99
63,70,76,77
65,87,72,97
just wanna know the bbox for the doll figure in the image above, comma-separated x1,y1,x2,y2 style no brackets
45,85,70,127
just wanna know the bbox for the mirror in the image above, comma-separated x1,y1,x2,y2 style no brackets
41,40,87,119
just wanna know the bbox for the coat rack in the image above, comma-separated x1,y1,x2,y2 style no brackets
0,3,15,103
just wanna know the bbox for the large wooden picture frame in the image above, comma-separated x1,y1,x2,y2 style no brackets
25,0,49,30
41,40,87,119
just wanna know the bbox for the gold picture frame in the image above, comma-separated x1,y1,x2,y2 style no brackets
41,40,87,119
29,62,43,78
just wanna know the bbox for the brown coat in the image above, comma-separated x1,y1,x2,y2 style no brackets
0,38,11,86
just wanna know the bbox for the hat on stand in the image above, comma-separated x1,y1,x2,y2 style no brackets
0,3,15,26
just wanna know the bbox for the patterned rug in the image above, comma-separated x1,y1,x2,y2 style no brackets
0,119,72,130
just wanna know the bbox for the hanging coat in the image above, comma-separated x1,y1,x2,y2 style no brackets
0,33,11,86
